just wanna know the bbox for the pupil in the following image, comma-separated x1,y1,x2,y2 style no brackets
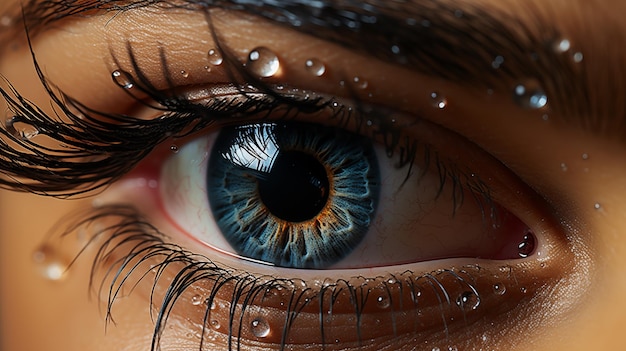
258,150,329,222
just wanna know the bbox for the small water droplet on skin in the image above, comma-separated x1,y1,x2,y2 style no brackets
250,317,271,338
0,16,12,27
353,76,368,89
481,334,488,342
180,70,189,78
191,295,203,306
594,203,602,210
520,287,528,294
573,52,584,63
518,231,536,258
555,39,571,53
246,47,280,78
560,163,568,172
207,49,223,65
32,246,70,281
432,348,441,351
493,283,506,295
455,291,480,310
112,70,134,89
170,145,178,153
582,153,589,160
204,65,211,72
430,92,448,109
210,320,221,329
376,295,391,309
304,58,326,76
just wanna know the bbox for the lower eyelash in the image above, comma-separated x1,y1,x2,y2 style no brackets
48,203,529,351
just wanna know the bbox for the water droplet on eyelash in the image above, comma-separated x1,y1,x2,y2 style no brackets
491,55,504,69
170,145,179,153
513,81,548,110
250,317,271,338
33,245,70,281
517,231,536,258
376,295,391,309
207,49,223,65
304,58,326,76
112,70,134,89
246,47,280,78
573,52,584,63
352,76,368,89
191,295,203,306
5,116,39,140
430,92,447,109
180,70,189,78
493,283,506,295
455,291,480,311
210,319,221,329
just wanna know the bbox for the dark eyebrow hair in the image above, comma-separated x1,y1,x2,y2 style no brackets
3,0,625,137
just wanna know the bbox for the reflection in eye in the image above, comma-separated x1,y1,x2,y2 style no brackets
208,122,380,269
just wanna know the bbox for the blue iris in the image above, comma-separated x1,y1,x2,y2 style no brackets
207,122,380,269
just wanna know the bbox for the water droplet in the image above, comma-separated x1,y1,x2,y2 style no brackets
191,295,203,305
204,65,211,72
513,81,548,109
32,246,70,281
251,317,271,338
376,295,391,309
353,76,368,89
112,70,134,89
5,116,39,140
594,203,602,210
491,55,504,69
555,39,571,53
0,16,12,27
518,231,536,258
455,291,480,310
493,283,506,295
573,52,584,63
180,70,189,78
430,92,448,109
207,49,223,65
448,346,458,351
432,348,441,351
304,58,326,76
246,47,280,78
520,287,528,294
170,145,179,153
560,163,568,172
481,334,488,342
582,153,589,160
210,319,221,329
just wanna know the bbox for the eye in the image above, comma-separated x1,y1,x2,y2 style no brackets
158,99,534,270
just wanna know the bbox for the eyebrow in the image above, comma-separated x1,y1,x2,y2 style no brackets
4,0,626,138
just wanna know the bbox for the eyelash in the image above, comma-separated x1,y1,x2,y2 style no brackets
0,21,505,351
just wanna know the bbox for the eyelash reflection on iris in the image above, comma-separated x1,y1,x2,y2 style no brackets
209,122,379,268
0,14,549,351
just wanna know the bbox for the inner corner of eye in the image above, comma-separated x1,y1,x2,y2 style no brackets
157,121,538,270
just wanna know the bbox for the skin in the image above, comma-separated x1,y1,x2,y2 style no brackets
1,0,626,350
